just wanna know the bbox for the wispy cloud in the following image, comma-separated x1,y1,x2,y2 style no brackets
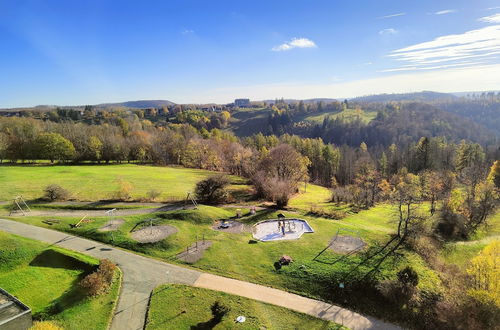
432,9,457,15
181,29,194,35
377,12,406,19
185,64,500,103
486,7,500,10
479,13,500,23
271,38,317,51
379,28,398,35
384,25,500,72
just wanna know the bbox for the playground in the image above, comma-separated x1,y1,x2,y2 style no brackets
252,218,314,241
131,224,178,243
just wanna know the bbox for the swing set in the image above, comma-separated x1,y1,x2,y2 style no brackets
9,196,31,216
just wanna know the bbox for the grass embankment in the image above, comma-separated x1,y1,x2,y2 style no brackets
146,284,345,330
0,231,121,329
0,164,250,201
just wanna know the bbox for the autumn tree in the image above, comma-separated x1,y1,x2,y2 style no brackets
35,132,76,163
420,171,447,215
487,160,500,189
253,144,309,208
467,241,500,308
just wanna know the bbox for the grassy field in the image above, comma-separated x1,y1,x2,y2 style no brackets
301,108,378,124
146,284,345,329
0,231,121,329
0,164,250,201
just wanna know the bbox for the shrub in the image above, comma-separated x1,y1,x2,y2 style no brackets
398,266,419,287
98,258,117,284
30,321,63,330
113,180,133,201
146,189,162,201
80,272,107,296
43,184,70,201
80,259,117,296
195,175,230,204
378,266,419,305
211,301,230,321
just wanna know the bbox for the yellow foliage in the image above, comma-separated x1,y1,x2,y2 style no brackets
467,241,500,307
30,321,64,330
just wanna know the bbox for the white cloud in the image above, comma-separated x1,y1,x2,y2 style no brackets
271,38,317,51
181,29,194,35
479,13,500,23
379,28,398,35
179,64,500,103
433,9,457,15
377,12,406,19
486,7,500,10
385,25,500,72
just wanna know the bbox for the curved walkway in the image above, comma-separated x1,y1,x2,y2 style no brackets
0,219,401,330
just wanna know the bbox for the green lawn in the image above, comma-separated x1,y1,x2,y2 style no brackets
0,231,121,330
0,164,250,202
146,285,345,329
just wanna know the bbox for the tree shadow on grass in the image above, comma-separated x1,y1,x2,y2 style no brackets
29,249,94,272
190,317,222,330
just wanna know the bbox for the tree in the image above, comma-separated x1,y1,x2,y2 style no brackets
88,136,103,162
467,241,500,308
354,162,381,208
195,175,230,204
0,132,7,163
35,132,75,163
487,160,500,189
253,144,309,207
420,171,446,215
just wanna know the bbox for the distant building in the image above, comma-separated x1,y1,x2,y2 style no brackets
234,98,250,107
0,288,32,330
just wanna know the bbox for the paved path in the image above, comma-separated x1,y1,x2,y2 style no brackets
0,219,401,330
2,204,190,218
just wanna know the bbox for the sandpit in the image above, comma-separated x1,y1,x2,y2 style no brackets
131,225,178,243
329,235,366,254
212,220,249,234
177,241,212,263
252,219,314,241
99,218,125,232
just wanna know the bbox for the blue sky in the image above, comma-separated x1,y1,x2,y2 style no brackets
1,0,500,107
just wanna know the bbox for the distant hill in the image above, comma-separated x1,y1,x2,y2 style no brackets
262,98,339,104
97,100,175,108
350,91,457,103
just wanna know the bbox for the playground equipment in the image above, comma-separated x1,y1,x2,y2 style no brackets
72,215,93,228
252,218,314,242
105,208,117,216
185,192,198,209
9,196,31,216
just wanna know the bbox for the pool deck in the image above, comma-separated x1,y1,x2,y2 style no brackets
252,219,314,241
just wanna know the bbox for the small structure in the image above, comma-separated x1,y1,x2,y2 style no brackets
252,218,314,242
9,196,30,216
0,288,32,330
234,98,250,107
